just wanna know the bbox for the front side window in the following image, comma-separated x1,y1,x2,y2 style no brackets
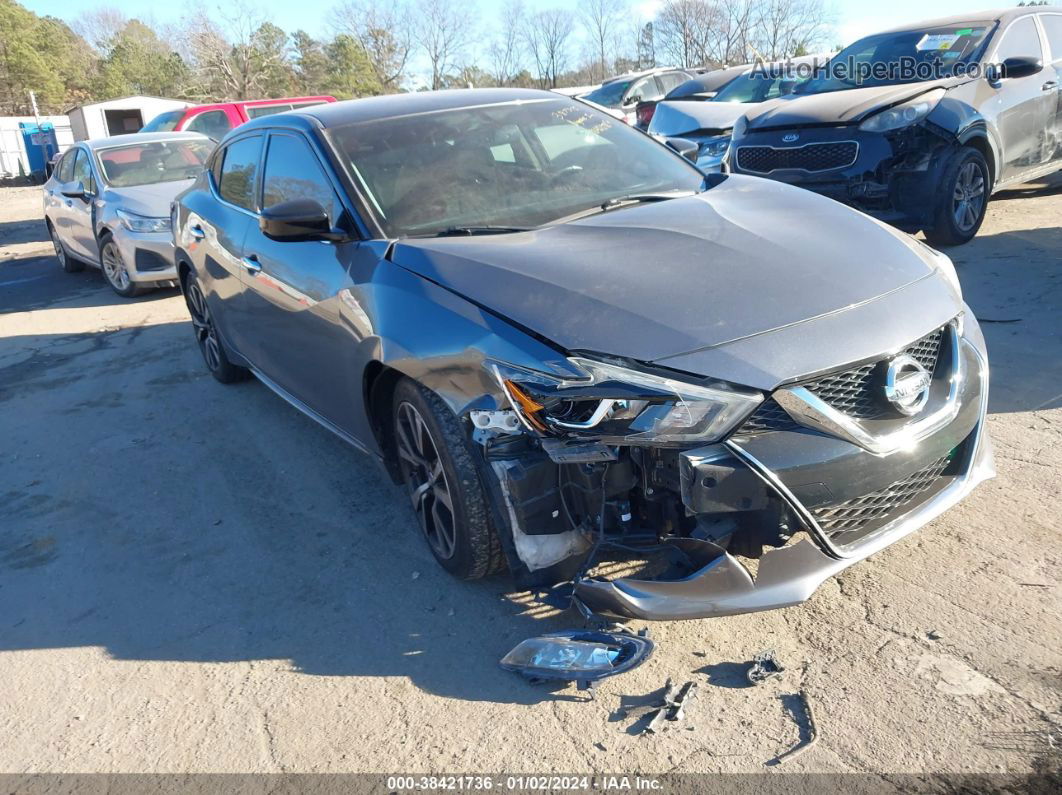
628,76,662,103
262,133,337,219
140,110,185,132
72,149,96,193
329,97,706,238
994,17,1043,63
798,21,994,93
217,136,262,210
96,140,213,188
186,110,233,140
582,80,632,107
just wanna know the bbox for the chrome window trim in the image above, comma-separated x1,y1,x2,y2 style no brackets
735,140,859,174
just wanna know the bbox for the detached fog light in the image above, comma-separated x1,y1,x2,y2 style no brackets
500,630,655,687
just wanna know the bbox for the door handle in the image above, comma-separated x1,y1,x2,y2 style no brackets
242,255,262,274
1043,80,1059,91
190,224,206,241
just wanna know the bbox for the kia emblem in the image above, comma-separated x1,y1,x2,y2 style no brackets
782,133,799,143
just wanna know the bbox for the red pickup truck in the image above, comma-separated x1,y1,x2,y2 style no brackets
140,96,336,140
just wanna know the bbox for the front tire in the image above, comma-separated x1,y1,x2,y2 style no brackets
99,234,146,297
49,221,83,273
924,147,991,246
392,378,504,579
182,271,248,384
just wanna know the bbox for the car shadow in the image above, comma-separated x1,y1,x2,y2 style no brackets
946,224,1062,415
0,318,583,705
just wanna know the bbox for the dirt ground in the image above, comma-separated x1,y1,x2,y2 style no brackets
0,177,1059,783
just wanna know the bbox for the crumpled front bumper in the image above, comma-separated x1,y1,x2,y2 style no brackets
574,324,994,621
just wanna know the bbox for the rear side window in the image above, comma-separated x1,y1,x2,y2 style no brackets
186,110,233,140
994,17,1043,62
246,104,293,119
1041,14,1062,59
261,133,337,220
217,136,262,210
56,149,76,182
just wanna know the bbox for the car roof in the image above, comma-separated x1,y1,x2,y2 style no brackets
603,67,686,84
80,131,210,150
238,88,578,131
877,6,1055,34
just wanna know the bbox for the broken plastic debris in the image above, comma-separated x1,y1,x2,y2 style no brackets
747,650,786,685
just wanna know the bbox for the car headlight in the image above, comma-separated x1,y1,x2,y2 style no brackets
488,358,762,446
916,239,962,298
116,208,171,233
696,135,732,162
858,89,945,133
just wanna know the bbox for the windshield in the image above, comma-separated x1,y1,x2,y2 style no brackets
582,80,631,107
140,110,185,132
798,22,994,94
96,140,213,187
712,69,809,103
329,98,706,238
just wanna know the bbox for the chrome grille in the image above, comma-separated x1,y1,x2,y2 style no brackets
812,454,952,542
803,326,946,421
735,326,947,433
736,141,858,174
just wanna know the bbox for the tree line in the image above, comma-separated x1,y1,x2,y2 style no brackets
0,0,833,116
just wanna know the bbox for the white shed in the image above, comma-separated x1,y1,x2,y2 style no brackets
66,96,192,142
0,115,74,178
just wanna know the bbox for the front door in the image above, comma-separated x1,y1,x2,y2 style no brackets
66,148,99,259
1040,12,1062,166
991,16,1054,184
237,131,362,433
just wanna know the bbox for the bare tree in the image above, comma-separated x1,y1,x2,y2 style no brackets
487,0,525,85
653,0,719,68
412,0,477,90
72,7,129,54
181,3,291,99
579,0,626,82
331,0,413,90
524,9,574,88
752,0,833,60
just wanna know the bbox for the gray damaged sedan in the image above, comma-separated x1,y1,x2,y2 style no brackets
173,89,994,621
44,132,213,297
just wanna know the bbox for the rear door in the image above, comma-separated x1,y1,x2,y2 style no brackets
1040,12,1062,167
236,130,361,429
182,134,264,357
990,15,1053,183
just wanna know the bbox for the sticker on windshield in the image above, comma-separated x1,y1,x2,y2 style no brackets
916,33,961,51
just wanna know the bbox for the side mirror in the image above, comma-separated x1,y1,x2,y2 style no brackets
665,136,700,162
989,56,1042,83
259,199,346,243
624,94,642,107
61,181,88,199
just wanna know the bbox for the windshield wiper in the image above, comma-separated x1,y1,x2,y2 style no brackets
547,190,700,226
418,225,533,238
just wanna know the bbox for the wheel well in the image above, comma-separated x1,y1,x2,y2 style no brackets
363,361,405,484
964,136,995,187
176,258,192,291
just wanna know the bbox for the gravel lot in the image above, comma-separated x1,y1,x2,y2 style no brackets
0,178,1059,781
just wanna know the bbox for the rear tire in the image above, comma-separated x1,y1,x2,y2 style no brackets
182,270,248,384
392,378,504,579
48,220,83,273
924,147,991,247
99,234,146,297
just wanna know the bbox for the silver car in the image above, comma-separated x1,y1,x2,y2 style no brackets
43,132,213,297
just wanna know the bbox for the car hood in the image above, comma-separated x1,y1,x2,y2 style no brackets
389,175,956,388
648,101,753,137
103,179,195,217
745,79,960,129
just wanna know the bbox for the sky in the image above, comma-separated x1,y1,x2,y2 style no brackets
23,0,1014,72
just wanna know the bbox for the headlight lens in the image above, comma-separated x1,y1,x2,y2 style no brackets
116,208,171,233
696,135,732,164
858,89,945,133
489,358,762,445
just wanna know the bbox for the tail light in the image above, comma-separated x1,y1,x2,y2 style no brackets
635,101,657,129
